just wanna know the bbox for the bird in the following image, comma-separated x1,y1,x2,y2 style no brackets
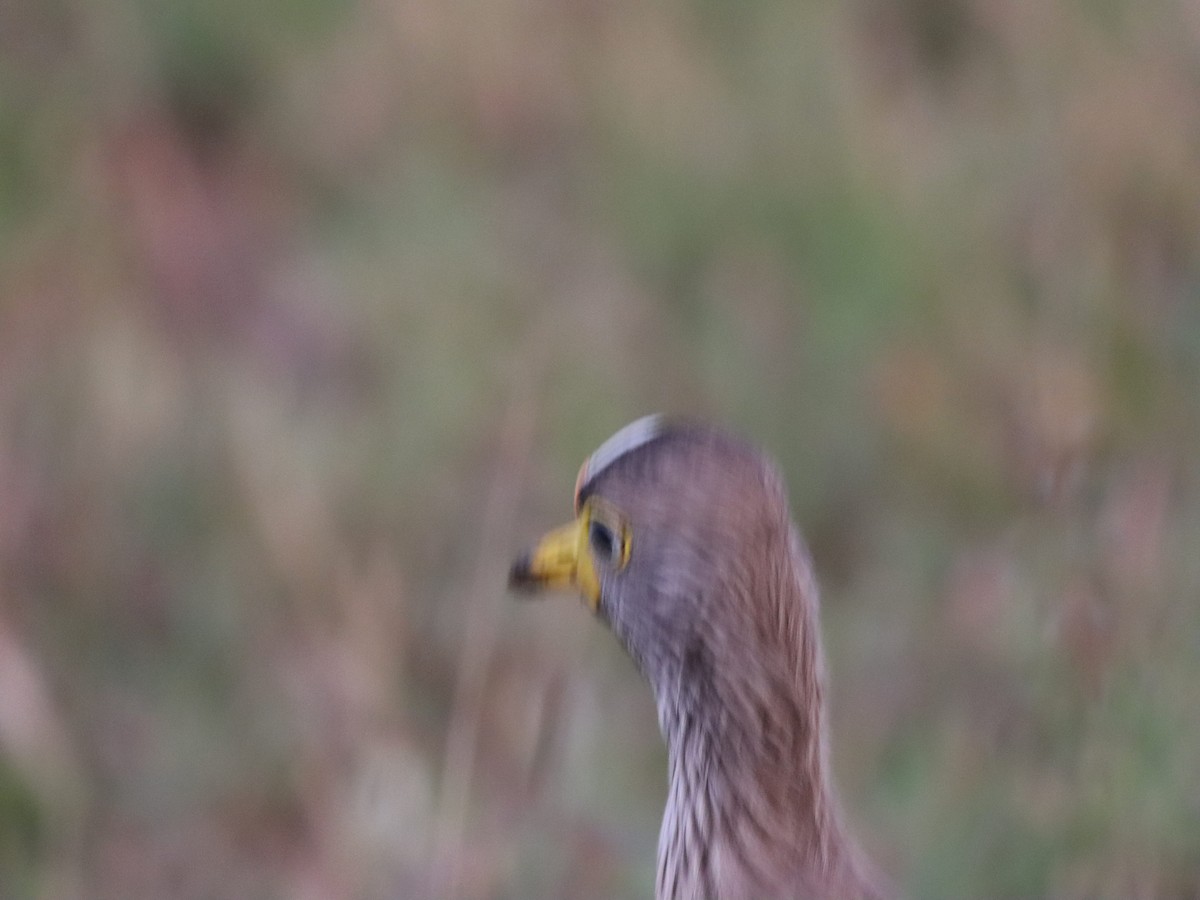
509,416,888,899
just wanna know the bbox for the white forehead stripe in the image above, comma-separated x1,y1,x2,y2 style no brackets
582,414,665,488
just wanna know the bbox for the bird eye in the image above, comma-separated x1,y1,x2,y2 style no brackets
589,519,616,561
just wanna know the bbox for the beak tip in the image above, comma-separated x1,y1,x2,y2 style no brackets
508,553,535,592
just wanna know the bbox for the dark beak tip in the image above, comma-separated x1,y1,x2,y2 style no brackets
508,553,535,592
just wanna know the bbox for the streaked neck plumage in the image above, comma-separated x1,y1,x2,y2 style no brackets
650,526,881,900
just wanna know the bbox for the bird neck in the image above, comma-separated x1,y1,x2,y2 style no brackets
651,533,861,899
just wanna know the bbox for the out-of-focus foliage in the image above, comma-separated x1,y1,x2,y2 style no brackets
1,0,1198,896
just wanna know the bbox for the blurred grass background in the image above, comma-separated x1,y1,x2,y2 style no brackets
1,0,1199,896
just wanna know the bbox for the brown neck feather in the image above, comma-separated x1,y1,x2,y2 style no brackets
652,526,881,900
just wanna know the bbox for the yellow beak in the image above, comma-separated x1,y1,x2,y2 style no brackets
508,517,601,612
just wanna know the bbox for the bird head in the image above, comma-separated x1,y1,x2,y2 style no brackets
510,416,797,686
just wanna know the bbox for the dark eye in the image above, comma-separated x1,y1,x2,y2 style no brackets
589,520,616,561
